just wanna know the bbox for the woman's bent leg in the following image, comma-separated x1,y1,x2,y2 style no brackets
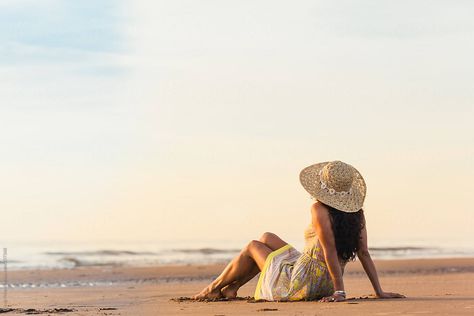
259,232,288,251
193,240,272,300
221,232,288,298
221,264,260,298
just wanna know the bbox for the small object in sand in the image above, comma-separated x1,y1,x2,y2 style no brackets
99,307,117,310
12,307,76,314
171,296,251,303
247,297,268,303
257,308,278,312
0,308,14,314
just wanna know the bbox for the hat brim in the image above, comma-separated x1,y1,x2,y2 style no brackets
299,162,366,213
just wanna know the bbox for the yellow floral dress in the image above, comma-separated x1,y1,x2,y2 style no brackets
254,225,346,301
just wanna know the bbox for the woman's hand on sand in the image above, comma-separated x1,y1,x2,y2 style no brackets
376,291,406,299
319,293,346,303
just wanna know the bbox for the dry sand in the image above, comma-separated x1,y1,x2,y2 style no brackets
2,258,474,315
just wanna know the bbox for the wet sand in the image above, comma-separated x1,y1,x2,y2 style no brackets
3,258,474,315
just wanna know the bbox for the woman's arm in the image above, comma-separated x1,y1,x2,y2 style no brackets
357,214,405,299
311,203,345,301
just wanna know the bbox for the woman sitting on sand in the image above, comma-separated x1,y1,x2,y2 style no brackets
193,160,405,302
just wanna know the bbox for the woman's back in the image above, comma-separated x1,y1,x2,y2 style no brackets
303,224,348,271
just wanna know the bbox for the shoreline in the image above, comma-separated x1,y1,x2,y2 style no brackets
5,257,474,286
7,243,474,272
3,257,474,315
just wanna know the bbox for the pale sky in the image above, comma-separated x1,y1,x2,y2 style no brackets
1,1,473,248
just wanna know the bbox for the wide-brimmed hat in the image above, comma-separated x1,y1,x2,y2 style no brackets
299,160,366,213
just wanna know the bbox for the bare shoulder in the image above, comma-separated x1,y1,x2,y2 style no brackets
311,201,329,215
310,201,330,222
310,202,335,243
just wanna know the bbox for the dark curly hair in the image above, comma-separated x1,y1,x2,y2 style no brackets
322,202,365,262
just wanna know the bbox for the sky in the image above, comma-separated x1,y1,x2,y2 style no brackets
1,0,473,248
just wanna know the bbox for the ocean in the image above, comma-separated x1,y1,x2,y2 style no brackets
3,239,474,271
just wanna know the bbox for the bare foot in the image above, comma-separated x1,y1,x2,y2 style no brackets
192,285,223,300
221,282,239,299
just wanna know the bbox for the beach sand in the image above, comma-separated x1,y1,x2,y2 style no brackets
3,258,474,315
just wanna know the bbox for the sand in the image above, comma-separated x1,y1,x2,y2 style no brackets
2,258,474,315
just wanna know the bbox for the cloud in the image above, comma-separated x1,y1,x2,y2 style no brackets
0,0,130,80
311,0,474,39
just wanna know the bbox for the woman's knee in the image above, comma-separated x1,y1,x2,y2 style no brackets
244,240,263,254
259,232,276,244
245,239,272,269
259,232,287,251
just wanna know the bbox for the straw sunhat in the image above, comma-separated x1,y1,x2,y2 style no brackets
299,160,366,213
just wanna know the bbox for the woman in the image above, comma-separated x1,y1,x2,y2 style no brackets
193,160,405,302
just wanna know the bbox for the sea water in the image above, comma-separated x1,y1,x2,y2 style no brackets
2,238,474,271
